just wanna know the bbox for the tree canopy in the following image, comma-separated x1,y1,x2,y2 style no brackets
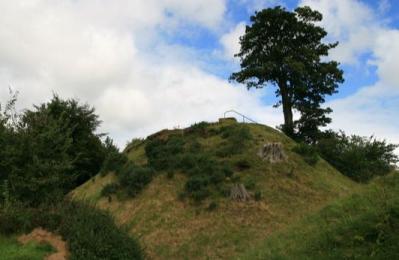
0,94,106,206
230,6,344,142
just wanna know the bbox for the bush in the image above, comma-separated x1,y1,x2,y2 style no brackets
0,204,34,235
208,201,218,211
119,163,153,197
145,135,184,170
317,131,398,182
217,125,252,157
185,176,210,202
293,143,319,166
58,202,143,260
244,178,256,190
1,201,143,260
100,137,128,176
100,183,120,197
186,121,211,136
254,191,262,201
235,158,251,171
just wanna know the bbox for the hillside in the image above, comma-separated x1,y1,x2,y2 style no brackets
242,172,399,259
71,119,357,259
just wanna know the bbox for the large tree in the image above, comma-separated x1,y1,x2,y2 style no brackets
0,95,106,206
230,6,344,141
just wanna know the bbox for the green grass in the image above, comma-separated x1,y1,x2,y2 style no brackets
0,235,53,260
241,172,399,259
71,120,358,259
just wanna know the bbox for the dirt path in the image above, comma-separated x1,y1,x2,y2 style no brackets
18,228,69,260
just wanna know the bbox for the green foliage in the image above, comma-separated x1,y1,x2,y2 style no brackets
118,163,154,197
0,235,53,260
317,131,398,182
230,6,343,139
293,143,319,166
217,125,252,157
58,202,143,260
185,176,210,202
101,183,120,197
100,137,128,176
207,201,218,211
243,174,399,259
0,201,143,260
145,134,185,171
244,177,256,190
254,191,262,201
234,158,251,171
0,94,107,206
185,121,211,136
144,124,251,201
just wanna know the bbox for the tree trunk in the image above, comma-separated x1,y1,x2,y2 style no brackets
279,81,294,136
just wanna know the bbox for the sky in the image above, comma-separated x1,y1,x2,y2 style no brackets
0,0,398,149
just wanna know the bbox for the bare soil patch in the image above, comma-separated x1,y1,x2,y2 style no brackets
18,228,69,260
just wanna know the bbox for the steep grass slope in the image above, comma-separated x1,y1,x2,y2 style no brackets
242,172,399,259
72,119,357,259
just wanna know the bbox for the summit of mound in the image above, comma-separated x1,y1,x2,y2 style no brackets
71,119,357,259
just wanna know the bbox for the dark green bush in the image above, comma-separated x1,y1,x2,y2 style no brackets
0,204,34,235
119,163,153,197
254,191,262,201
208,201,218,211
317,131,398,182
145,135,184,170
58,202,143,260
185,175,210,202
293,143,319,166
217,125,252,157
100,183,120,197
185,121,211,136
244,178,256,190
144,126,249,201
100,137,127,176
1,201,143,260
235,158,251,170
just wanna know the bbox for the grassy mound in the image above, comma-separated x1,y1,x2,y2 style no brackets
242,172,399,259
71,120,357,259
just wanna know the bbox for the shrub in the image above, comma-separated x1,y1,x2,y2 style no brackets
119,163,153,197
293,143,319,166
217,125,252,157
208,201,218,211
317,131,398,182
100,183,120,197
244,178,256,190
145,135,184,170
58,202,143,260
254,191,262,201
1,201,144,259
235,158,251,171
185,176,210,202
100,137,128,176
186,121,210,136
0,204,34,235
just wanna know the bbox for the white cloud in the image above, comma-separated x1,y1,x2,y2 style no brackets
0,0,281,148
328,84,399,144
372,29,399,87
219,22,246,60
299,0,382,64
298,0,399,150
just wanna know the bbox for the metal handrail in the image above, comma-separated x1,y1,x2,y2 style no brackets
223,110,257,124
